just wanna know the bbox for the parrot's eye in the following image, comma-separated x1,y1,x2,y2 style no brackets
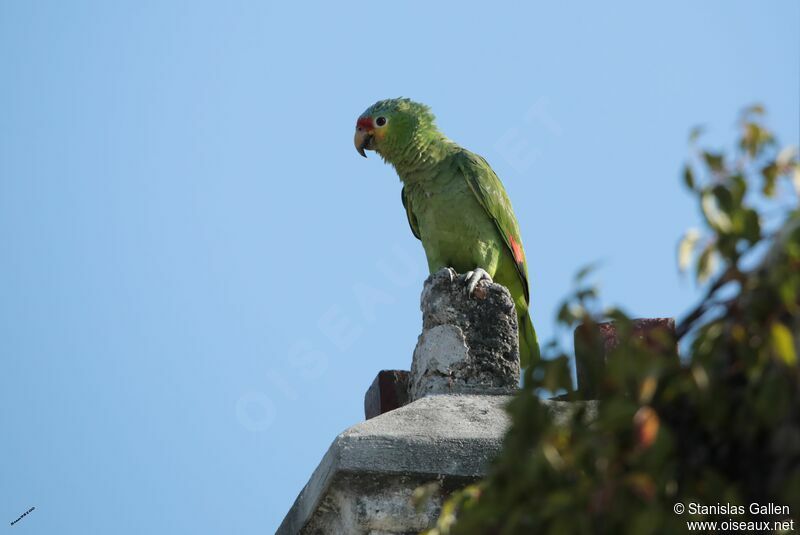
375,116,388,127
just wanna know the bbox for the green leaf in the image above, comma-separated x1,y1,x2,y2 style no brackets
576,287,598,301
771,322,797,366
696,242,718,283
574,262,601,283
542,355,573,392
741,122,774,158
557,302,577,325
728,174,747,204
711,184,734,213
683,164,696,190
701,191,732,232
412,482,440,511
742,209,761,244
677,229,701,272
794,165,800,196
762,163,778,197
703,151,725,173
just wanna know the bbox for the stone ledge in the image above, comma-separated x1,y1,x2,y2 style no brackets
277,395,595,534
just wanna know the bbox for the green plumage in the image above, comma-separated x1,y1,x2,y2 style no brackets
357,98,540,367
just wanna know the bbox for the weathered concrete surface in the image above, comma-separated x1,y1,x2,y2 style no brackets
277,394,511,535
277,269,596,534
277,395,594,534
410,268,520,401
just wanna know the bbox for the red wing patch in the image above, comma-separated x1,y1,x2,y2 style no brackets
508,234,525,264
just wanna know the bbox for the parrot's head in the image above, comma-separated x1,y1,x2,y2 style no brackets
354,98,438,162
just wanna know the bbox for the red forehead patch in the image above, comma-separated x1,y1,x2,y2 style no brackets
356,117,373,130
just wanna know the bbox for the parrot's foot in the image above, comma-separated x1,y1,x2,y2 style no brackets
462,268,493,297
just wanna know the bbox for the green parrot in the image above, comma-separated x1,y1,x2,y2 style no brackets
354,98,540,367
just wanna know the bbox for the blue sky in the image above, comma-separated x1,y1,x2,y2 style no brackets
1,1,797,533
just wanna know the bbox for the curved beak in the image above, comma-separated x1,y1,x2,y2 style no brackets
354,128,373,158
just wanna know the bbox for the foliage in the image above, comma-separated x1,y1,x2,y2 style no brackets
426,107,800,534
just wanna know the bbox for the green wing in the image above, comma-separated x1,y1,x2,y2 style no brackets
401,186,421,240
454,150,530,302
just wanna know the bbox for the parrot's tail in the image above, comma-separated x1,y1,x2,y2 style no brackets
518,311,540,369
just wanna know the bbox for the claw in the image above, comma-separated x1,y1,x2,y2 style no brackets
462,268,493,297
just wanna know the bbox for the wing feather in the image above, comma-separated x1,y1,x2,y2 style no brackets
455,150,530,302
401,186,421,240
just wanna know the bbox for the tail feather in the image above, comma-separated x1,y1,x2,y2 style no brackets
518,311,540,368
